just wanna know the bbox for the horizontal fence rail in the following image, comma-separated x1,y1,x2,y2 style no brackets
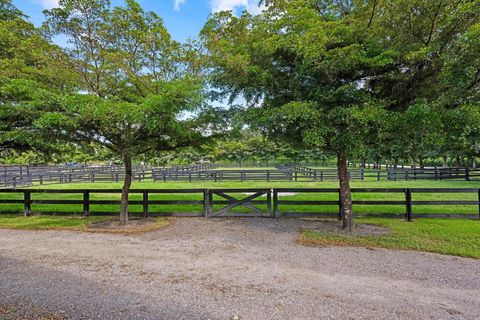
291,165,480,182
0,164,217,188
0,188,479,220
3,163,479,187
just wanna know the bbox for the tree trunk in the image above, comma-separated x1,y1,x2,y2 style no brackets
120,154,132,225
442,156,448,168
337,152,354,230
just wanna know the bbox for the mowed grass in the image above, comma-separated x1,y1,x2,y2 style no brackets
0,214,113,231
0,214,170,233
300,218,480,259
0,179,478,216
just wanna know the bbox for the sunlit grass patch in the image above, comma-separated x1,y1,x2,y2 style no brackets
299,218,480,259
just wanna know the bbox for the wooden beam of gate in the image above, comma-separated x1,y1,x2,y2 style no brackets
212,191,265,216
214,191,263,214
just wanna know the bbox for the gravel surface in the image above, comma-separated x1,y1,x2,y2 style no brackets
1,218,479,320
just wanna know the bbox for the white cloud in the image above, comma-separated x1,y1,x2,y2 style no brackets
174,0,186,11
32,0,59,9
210,0,264,14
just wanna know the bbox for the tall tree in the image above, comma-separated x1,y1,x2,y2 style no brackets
201,1,389,230
201,0,480,230
0,0,73,157
40,0,206,224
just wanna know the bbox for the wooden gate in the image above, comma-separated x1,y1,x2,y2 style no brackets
207,188,272,217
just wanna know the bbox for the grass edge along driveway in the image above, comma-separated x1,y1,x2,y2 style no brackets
0,214,170,234
299,218,480,259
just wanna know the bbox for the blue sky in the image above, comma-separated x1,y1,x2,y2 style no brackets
13,0,263,42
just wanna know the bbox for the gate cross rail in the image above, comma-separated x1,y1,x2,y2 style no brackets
208,189,272,217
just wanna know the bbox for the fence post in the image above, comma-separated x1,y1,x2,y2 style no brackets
465,168,470,181
405,188,412,222
478,189,480,220
23,190,31,217
273,189,279,218
83,191,90,217
143,191,148,218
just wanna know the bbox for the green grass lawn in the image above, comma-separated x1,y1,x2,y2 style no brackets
1,180,478,216
0,214,114,230
300,218,480,259
0,214,170,233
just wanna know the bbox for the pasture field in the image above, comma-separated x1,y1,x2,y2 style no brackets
1,180,479,215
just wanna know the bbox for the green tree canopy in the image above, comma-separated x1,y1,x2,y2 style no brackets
0,0,74,157
39,0,207,223
201,0,480,229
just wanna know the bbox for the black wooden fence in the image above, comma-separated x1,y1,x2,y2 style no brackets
0,164,217,188
1,188,479,220
3,163,479,187
152,169,291,182
292,165,480,181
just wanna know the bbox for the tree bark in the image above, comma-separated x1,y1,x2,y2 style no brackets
120,154,132,225
337,152,354,230
442,155,448,168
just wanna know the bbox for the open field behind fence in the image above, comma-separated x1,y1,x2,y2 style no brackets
3,163,480,188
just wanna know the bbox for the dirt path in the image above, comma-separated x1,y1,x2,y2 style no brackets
1,218,479,320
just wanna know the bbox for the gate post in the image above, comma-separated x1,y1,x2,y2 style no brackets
266,189,272,217
273,189,279,218
207,189,213,217
203,189,209,217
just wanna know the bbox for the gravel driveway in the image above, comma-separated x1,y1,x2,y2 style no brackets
1,218,479,320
